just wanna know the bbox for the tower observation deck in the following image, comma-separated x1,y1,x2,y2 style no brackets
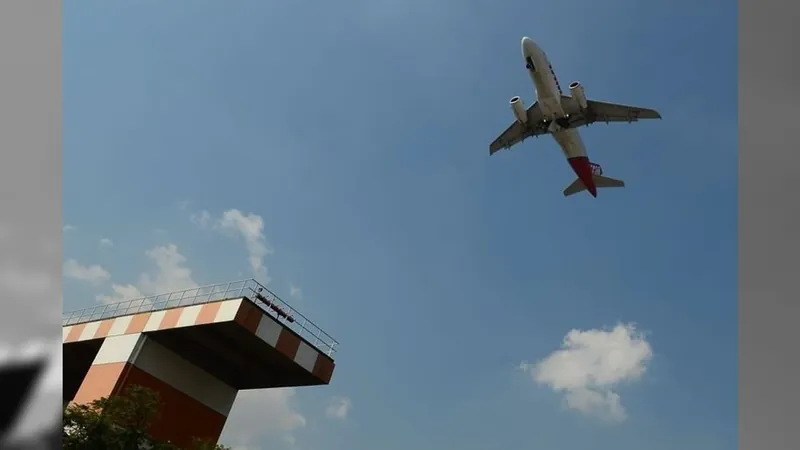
62,279,338,448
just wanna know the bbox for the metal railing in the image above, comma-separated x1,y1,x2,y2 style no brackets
62,279,338,356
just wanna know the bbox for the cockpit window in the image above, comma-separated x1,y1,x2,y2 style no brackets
525,57,535,71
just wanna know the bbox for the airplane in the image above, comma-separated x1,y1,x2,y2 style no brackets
489,37,661,197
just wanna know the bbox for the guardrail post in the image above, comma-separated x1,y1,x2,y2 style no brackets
177,289,187,306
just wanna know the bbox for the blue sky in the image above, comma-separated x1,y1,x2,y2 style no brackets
63,1,736,449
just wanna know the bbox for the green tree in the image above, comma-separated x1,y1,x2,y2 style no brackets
63,385,231,450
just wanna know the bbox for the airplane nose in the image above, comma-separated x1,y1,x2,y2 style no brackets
521,37,536,56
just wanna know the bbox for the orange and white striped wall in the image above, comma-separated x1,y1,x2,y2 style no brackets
63,297,336,447
73,333,235,446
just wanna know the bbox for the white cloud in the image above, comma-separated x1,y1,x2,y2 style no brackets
95,244,197,304
325,396,352,420
191,209,272,282
289,284,302,300
217,210,272,281
96,283,144,305
190,210,212,228
63,259,111,286
221,388,306,448
138,244,198,294
99,238,113,248
63,224,76,232
521,323,652,423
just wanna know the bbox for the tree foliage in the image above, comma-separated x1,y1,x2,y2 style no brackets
63,385,231,450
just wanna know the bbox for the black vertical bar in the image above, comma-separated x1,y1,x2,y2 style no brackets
0,360,44,441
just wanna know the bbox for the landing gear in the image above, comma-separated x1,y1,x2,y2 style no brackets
556,115,571,129
542,115,572,133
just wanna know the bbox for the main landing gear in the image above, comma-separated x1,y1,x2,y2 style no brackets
542,115,572,133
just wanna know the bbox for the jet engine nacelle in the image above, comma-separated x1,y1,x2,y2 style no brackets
568,81,588,110
510,96,528,124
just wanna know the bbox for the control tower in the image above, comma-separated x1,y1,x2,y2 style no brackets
62,279,338,448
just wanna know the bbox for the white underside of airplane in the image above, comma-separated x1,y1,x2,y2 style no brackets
489,37,662,198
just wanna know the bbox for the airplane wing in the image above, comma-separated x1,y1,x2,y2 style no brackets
560,95,661,128
489,103,547,155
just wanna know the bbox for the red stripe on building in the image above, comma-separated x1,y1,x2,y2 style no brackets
64,324,86,343
234,301,262,333
95,319,115,339
122,364,228,448
196,302,223,325
312,355,335,384
71,362,128,405
126,313,151,334
275,330,301,360
160,309,183,330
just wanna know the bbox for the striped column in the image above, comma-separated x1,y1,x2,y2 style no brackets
72,333,237,448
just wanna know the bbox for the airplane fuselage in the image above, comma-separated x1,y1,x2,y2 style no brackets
521,37,597,196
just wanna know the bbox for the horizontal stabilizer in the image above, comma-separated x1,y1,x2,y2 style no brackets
563,178,587,197
593,174,625,189
563,174,625,197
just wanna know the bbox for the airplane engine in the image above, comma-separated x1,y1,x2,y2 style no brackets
510,96,528,124
568,81,588,110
